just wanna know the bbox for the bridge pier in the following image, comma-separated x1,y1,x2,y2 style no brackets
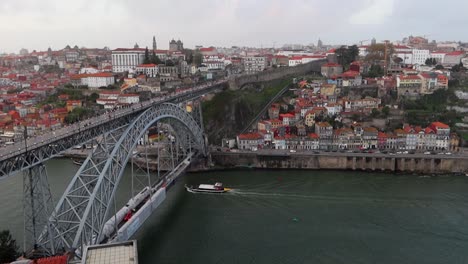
23,163,55,255
381,157,385,171
371,157,376,171
352,157,356,170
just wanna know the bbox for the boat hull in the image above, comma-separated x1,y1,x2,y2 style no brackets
185,185,230,193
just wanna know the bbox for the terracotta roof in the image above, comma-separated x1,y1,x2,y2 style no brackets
378,132,387,138
316,122,331,127
137,63,157,67
37,255,68,264
238,132,263,140
430,121,449,129
446,51,465,56
399,75,421,80
322,63,341,67
113,48,146,52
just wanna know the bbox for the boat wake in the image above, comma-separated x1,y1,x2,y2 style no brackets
228,189,319,199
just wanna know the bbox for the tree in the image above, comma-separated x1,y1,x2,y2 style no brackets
193,52,203,66
425,58,437,66
435,64,444,70
143,47,150,64
393,57,403,64
367,64,384,78
0,230,19,263
364,43,394,64
381,106,390,117
335,45,358,68
165,59,175,67
89,93,99,102
348,45,359,62
150,51,162,65
184,49,194,64
370,108,380,118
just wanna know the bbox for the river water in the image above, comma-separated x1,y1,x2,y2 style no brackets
2,159,468,263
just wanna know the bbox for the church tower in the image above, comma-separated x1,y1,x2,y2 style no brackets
153,36,157,50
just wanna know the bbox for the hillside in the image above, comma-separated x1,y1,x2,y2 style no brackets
202,79,289,144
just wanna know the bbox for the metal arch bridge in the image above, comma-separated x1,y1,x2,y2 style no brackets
0,80,225,257
38,102,206,255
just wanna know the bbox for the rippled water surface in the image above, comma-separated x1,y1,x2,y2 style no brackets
1,160,468,264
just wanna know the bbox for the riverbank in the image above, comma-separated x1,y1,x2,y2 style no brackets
210,151,468,174
62,147,468,174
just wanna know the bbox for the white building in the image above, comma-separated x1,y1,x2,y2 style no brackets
135,64,158,77
411,49,430,65
117,94,140,104
430,51,446,64
82,73,115,89
243,56,267,74
394,45,413,64
288,57,303,67
112,48,146,73
203,61,225,70
79,67,99,74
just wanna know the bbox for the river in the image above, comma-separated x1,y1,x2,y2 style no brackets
1,159,468,263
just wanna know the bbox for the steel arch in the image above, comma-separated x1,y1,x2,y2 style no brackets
39,103,205,255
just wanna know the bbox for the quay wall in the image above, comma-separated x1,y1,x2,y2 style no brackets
210,152,468,174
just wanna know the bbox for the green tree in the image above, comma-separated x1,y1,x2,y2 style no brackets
0,230,19,263
425,58,432,65
151,51,162,65
364,43,394,64
381,106,390,117
143,47,150,64
348,45,359,61
367,64,384,78
65,107,92,124
435,64,444,70
193,52,203,66
184,49,194,64
165,59,175,67
89,93,99,102
370,108,380,118
335,46,357,68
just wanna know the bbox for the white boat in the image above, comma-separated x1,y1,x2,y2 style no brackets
185,182,231,193
72,159,84,166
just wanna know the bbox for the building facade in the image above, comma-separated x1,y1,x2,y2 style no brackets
112,48,146,73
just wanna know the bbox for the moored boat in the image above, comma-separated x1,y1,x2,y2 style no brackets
72,159,84,166
185,182,231,193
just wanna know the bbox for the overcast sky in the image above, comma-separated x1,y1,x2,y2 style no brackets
1,0,467,53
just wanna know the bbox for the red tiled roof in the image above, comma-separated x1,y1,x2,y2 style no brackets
446,51,465,56
238,132,263,140
113,48,146,52
200,47,216,52
378,132,387,138
137,63,157,67
100,90,120,94
322,63,341,67
316,122,331,127
399,75,421,80
424,127,435,134
37,255,68,264
279,113,295,118
431,121,449,129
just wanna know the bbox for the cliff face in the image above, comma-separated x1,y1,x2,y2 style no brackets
202,79,288,145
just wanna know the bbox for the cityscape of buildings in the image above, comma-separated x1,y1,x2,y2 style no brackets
0,35,467,149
